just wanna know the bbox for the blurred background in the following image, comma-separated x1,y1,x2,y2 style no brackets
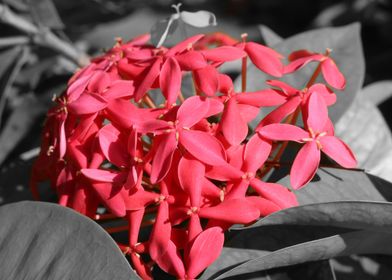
0,0,392,278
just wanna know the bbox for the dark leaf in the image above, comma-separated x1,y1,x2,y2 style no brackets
247,201,392,232
214,230,392,279
0,201,139,279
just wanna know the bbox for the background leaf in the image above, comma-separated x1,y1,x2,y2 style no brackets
335,87,392,182
0,201,139,280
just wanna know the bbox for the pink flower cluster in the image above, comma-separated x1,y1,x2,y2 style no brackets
31,33,356,279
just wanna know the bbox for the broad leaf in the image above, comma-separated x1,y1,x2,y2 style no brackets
248,201,392,232
214,230,392,279
0,201,139,279
335,96,392,183
279,168,392,204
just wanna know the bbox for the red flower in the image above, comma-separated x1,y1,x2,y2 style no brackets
260,93,357,189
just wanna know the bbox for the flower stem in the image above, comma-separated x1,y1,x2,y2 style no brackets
241,33,248,92
142,93,156,108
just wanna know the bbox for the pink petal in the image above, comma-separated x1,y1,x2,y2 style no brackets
178,155,205,206
59,120,66,159
81,168,125,183
237,104,259,122
246,196,281,217
136,119,169,134
288,49,315,61
157,240,186,278
250,179,298,208
306,92,329,133
236,89,287,107
90,182,126,217
151,132,177,183
103,80,134,100
321,57,346,90
176,51,207,71
308,84,336,106
160,57,182,105
266,80,298,96
67,73,92,102
221,98,248,146
206,98,224,117
201,178,221,198
187,214,203,243
68,93,108,115
107,100,153,129
259,123,308,142
193,65,219,96
320,136,357,168
284,54,324,74
199,198,260,224
177,96,210,128
134,58,162,101
98,124,129,167
256,96,302,128
87,71,111,93
245,42,283,77
180,129,227,166
166,34,205,56
291,141,320,189
186,227,224,279
150,202,185,278
218,74,233,94
124,189,159,210
243,134,271,173
205,163,243,181
202,46,246,62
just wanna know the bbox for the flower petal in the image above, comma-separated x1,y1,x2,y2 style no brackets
246,196,281,217
160,57,182,105
177,96,209,128
186,227,224,279
308,83,336,106
321,57,346,90
176,50,207,71
202,46,246,62
103,80,135,100
259,123,308,142
290,141,320,189
98,124,129,167
134,58,162,101
243,134,271,173
151,132,177,183
199,198,259,224
205,163,243,181
236,89,287,107
221,98,248,146
320,136,357,168
266,79,298,96
68,92,108,115
180,129,226,166
193,65,219,96
166,34,205,56
250,179,298,208
245,42,283,77
178,154,205,206
256,96,301,128
306,91,329,133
